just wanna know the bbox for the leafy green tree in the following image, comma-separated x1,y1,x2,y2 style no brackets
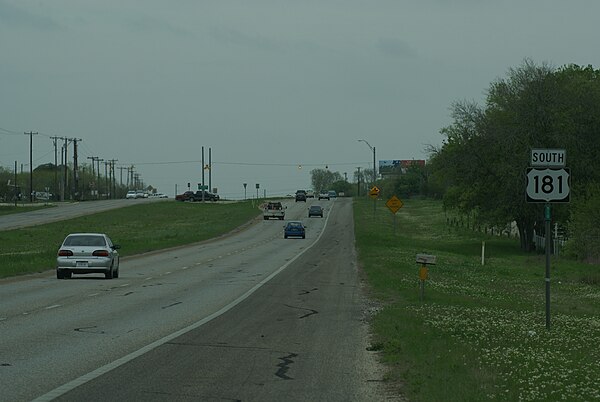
310,169,343,194
429,60,600,251
564,185,600,262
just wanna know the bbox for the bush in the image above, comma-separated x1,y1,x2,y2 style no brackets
564,185,600,263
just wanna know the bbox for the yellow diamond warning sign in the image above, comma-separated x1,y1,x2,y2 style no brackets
385,195,403,214
369,186,380,199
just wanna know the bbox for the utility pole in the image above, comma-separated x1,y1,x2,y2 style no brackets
87,156,98,198
97,158,104,199
72,138,82,200
24,131,38,202
209,147,212,192
103,161,109,199
357,167,361,196
201,146,205,202
14,161,18,206
109,159,118,198
62,138,70,201
118,166,127,187
51,136,60,200
128,165,135,189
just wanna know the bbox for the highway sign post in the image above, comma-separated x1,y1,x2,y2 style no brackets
527,149,570,330
386,195,404,235
369,186,379,213
416,254,436,302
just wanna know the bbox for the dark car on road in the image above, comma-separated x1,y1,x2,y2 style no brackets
176,190,220,202
295,192,307,202
284,221,306,239
308,205,324,218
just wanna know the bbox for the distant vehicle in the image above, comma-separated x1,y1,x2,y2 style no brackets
126,190,137,199
338,192,345,197
135,190,146,199
328,190,337,198
175,191,219,202
264,201,286,220
33,191,52,201
284,221,305,239
56,233,120,279
308,205,324,218
318,191,330,200
306,190,315,198
295,192,307,202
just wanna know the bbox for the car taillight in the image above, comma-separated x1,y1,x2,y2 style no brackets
58,250,73,256
92,250,110,257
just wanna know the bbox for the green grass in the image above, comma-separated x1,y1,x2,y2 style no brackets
0,201,261,278
354,197,600,402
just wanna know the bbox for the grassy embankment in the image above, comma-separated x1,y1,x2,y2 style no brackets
0,201,261,278
353,197,600,401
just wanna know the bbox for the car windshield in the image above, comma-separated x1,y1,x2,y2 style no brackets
288,222,302,228
64,235,106,247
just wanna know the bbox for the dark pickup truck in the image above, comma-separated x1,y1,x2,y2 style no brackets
175,190,220,202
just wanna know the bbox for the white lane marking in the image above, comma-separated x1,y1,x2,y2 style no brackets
144,277,154,281
45,305,61,310
33,203,333,402
181,266,189,270
119,284,129,288
88,293,99,297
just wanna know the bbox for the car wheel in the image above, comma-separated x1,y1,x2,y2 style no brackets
113,267,119,279
105,267,113,279
57,270,63,279
302,235,305,239
64,271,72,279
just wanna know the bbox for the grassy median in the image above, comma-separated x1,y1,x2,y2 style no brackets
353,197,600,401
0,200,261,278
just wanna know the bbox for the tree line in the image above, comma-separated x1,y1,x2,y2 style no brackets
427,60,600,261
311,60,600,262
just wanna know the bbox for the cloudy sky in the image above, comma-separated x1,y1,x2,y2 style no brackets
1,1,599,199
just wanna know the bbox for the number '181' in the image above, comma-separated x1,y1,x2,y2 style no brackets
534,175,564,194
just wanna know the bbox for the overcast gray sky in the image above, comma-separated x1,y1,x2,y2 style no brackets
1,0,599,199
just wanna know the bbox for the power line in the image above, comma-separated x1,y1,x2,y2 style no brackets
123,160,368,167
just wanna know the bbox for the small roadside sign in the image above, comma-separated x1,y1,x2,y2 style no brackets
526,168,570,203
369,186,380,199
386,196,403,214
531,149,566,168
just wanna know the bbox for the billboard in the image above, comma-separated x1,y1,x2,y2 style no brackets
379,159,426,175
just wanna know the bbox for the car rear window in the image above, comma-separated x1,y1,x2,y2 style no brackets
64,235,106,247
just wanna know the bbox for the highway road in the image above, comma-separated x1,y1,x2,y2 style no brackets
0,197,392,401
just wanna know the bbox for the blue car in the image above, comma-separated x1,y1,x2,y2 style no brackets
284,221,306,239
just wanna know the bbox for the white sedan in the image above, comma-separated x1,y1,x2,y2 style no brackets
56,233,121,279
